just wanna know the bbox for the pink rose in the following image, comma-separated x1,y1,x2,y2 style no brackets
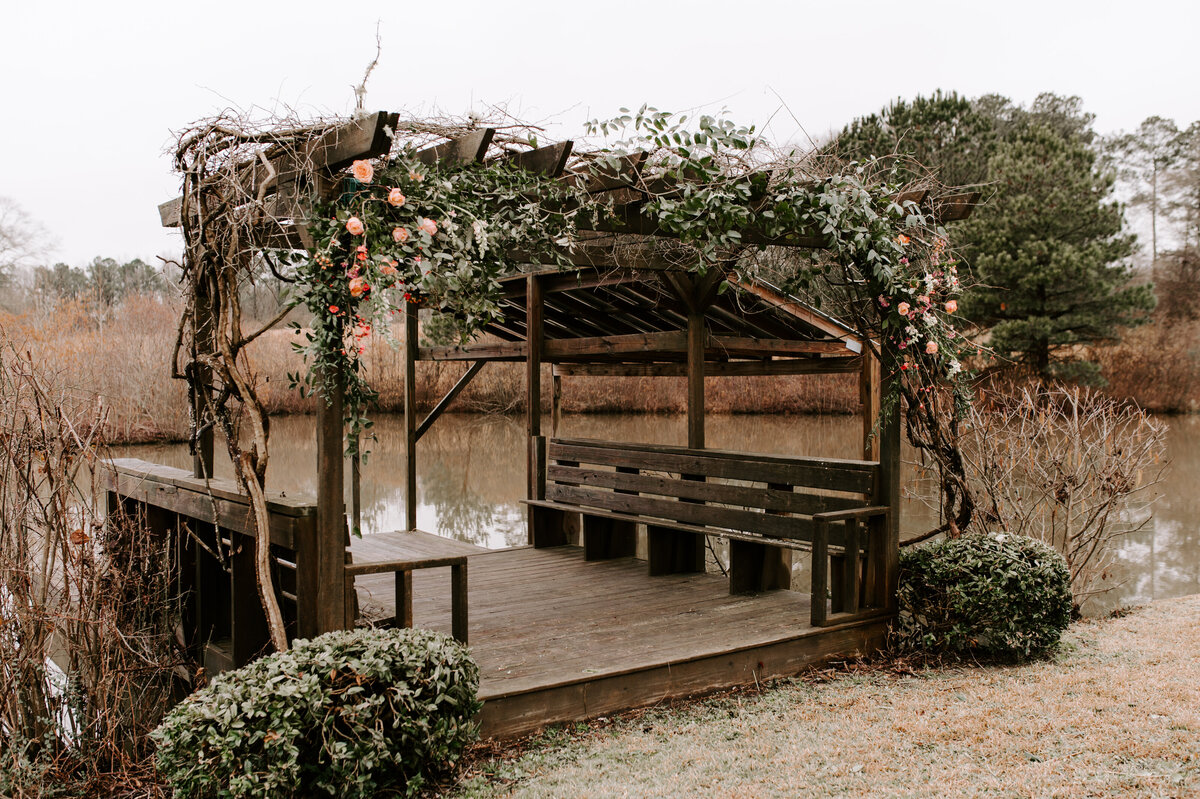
388,188,406,207
925,340,939,355
917,295,930,306
417,217,437,236
345,216,364,236
392,226,409,243
897,302,910,316
352,160,374,183
945,300,958,313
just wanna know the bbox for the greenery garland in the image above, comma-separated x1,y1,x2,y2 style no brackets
287,150,595,457
289,110,975,483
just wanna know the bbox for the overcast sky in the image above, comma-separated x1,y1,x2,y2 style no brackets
3,0,1198,266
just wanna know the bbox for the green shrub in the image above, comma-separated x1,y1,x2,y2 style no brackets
895,532,1072,660
152,627,480,798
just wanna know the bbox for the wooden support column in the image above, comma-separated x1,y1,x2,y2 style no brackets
686,310,705,449
403,301,419,532
648,304,707,575
551,369,563,438
526,274,546,544
861,347,882,461
878,346,902,613
315,365,347,634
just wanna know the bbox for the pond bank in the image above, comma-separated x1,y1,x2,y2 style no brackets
448,594,1200,798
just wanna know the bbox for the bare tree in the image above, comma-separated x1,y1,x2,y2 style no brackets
958,385,1168,610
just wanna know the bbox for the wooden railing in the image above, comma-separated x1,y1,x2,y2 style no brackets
102,458,333,670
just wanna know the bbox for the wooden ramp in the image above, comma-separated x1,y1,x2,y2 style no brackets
349,535,888,739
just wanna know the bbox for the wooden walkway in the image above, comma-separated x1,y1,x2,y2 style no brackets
349,532,888,739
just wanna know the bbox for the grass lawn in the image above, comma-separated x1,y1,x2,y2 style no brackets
447,595,1200,798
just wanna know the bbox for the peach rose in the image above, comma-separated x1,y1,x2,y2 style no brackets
417,217,437,236
408,169,423,182
925,340,939,355
945,299,958,313
349,276,369,298
388,188,406,207
345,216,364,236
352,160,374,183
897,301,910,316
392,226,409,243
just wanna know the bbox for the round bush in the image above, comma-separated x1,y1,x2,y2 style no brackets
895,532,1072,660
152,627,480,798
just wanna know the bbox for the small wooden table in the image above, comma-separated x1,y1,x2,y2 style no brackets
345,531,470,644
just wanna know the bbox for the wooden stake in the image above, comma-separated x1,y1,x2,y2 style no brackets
403,301,418,532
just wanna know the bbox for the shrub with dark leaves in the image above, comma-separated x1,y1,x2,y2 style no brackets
895,532,1072,661
152,627,480,798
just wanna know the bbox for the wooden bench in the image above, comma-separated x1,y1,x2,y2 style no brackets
344,530,470,644
524,438,889,627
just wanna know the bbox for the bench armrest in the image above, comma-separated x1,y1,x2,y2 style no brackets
345,555,467,577
811,505,889,524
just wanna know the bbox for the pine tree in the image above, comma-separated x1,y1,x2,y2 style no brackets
962,124,1152,379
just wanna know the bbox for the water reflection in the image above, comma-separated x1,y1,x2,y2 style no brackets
118,412,1199,615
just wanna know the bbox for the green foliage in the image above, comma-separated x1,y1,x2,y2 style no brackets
288,151,591,458
835,92,1154,378
895,532,1073,660
962,124,1152,377
831,90,997,188
152,627,481,799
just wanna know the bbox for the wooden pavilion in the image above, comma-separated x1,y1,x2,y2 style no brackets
109,112,976,738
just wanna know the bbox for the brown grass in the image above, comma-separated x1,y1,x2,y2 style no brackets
450,595,1200,798
2,299,861,445
1093,318,1200,413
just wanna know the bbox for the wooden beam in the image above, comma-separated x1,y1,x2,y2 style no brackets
932,191,981,222
502,141,573,177
415,360,486,441
414,128,495,166
403,301,419,531
420,341,526,361
731,278,861,350
707,336,856,357
546,331,687,359
552,357,862,377
159,112,398,227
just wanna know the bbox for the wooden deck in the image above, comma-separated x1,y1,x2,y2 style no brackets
349,532,889,739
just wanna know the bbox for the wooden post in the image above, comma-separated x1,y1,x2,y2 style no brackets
686,310,705,449
403,301,419,532
526,274,544,542
861,347,882,461
315,365,348,634
878,347,902,613
647,306,707,576
551,369,563,438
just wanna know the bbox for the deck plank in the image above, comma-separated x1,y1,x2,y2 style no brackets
348,535,886,738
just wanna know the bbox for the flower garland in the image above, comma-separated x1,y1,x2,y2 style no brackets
287,150,592,457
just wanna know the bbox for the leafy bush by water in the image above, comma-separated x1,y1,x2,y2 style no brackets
152,627,481,798
895,532,1072,660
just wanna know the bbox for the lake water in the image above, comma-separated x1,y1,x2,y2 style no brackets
117,412,1200,615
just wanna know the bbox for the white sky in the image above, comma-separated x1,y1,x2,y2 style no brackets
3,0,1198,266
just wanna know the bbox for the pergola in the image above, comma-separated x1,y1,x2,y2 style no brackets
107,111,976,735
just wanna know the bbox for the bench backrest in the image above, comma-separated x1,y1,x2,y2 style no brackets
545,438,879,543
